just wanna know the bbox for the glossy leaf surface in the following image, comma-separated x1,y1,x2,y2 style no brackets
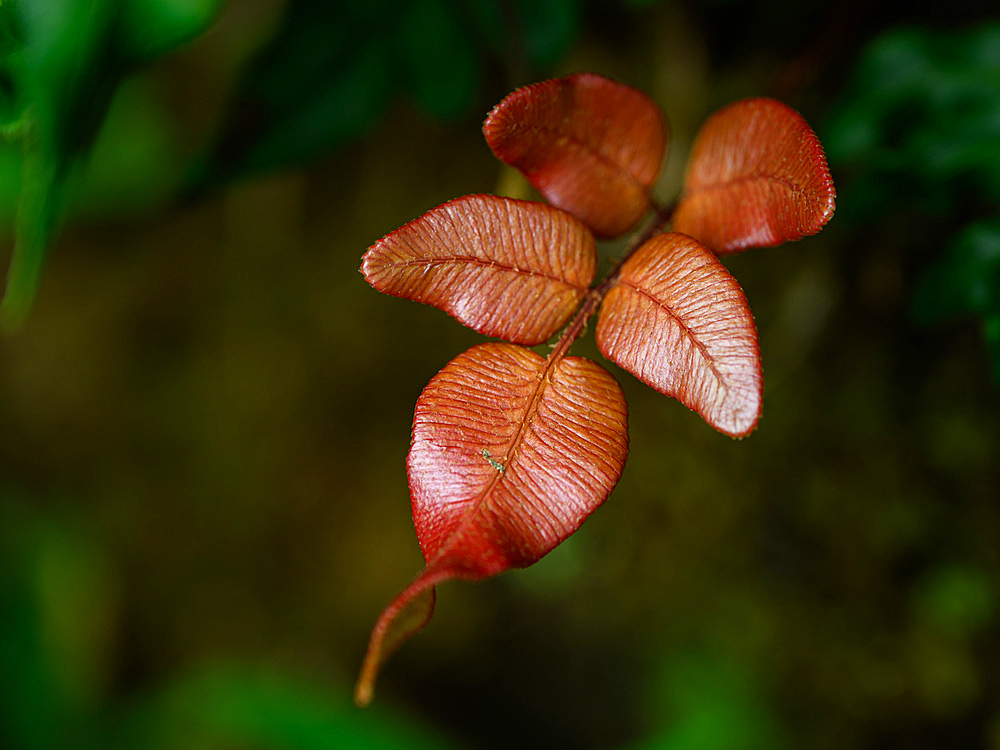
673,98,835,254
356,342,628,705
596,233,762,437
361,194,597,345
483,73,667,238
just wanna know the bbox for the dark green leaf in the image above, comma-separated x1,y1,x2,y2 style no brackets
0,8,24,127
1,0,219,325
514,0,581,70
16,0,120,157
195,0,396,184
0,145,62,328
398,0,480,118
117,0,224,62
0,497,113,750
912,218,1000,323
68,78,180,217
825,23,1000,220
0,141,20,229
0,0,120,326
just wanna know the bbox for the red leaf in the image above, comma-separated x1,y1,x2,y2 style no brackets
673,98,835,254
361,194,597,345
595,233,761,437
355,342,628,705
483,73,668,239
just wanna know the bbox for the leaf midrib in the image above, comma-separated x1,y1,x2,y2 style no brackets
425,350,559,571
519,122,649,193
386,255,582,288
621,279,727,391
684,171,821,205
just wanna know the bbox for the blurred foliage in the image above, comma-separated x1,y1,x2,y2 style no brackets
826,22,1000,383
0,0,223,327
0,496,111,750
912,218,1000,381
0,0,655,327
194,0,587,187
1,1,999,749
633,649,785,750
0,495,456,750
112,665,456,750
826,23,1000,215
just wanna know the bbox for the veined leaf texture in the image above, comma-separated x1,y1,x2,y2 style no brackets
361,195,596,345
484,73,668,238
596,233,762,437
673,98,836,253
355,343,628,705
358,73,835,705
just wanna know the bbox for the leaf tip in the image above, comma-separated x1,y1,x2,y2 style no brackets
353,654,379,707
353,578,438,707
596,233,763,437
723,402,762,439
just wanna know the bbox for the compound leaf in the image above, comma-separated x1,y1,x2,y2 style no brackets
596,233,761,437
673,98,835,254
356,342,628,705
483,73,667,238
361,194,597,345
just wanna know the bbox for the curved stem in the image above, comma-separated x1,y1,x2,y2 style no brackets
547,200,676,364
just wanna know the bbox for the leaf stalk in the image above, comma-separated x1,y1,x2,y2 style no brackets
547,199,676,364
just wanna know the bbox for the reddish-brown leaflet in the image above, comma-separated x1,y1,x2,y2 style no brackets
357,74,834,705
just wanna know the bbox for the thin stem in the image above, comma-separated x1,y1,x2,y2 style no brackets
547,199,676,363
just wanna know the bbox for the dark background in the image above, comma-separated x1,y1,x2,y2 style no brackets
2,1,999,748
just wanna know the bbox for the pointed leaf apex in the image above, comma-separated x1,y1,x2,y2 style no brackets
596,233,762,437
357,343,629,701
355,576,439,707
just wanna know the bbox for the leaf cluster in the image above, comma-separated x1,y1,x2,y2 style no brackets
356,73,835,704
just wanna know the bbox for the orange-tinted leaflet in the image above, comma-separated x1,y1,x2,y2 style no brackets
362,194,597,345
355,343,628,705
358,77,839,707
673,98,835,254
484,73,668,239
596,233,762,437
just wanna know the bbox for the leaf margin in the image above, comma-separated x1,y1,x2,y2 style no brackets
673,97,835,255
355,341,629,704
483,72,668,239
595,231,763,437
360,193,598,345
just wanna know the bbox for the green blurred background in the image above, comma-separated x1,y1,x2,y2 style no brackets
2,0,1000,748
